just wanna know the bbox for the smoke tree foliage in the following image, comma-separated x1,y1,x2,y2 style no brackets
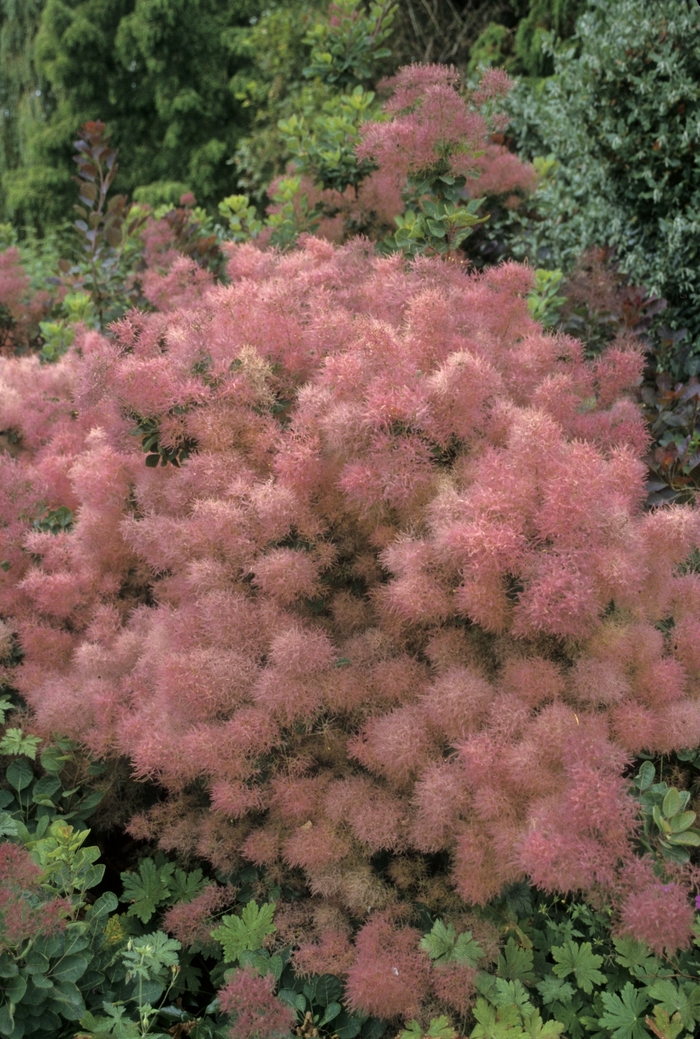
2,62,700,1027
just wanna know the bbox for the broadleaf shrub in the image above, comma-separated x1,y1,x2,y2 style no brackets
497,0,700,379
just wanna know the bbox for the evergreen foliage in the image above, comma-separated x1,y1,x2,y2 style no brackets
0,0,265,231
467,0,586,80
499,0,700,378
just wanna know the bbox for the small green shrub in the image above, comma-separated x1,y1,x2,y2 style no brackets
500,0,700,378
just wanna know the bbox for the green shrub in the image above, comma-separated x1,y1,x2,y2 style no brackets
467,0,586,80
499,0,700,378
0,0,272,231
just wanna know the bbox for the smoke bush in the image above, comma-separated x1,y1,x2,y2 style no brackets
1,103,700,1017
0,248,51,357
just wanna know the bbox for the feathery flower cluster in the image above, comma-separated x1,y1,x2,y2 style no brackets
0,248,51,357
264,63,536,247
0,842,71,951
217,966,296,1039
1,220,699,1015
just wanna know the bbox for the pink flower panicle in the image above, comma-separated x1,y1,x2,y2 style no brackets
0,842,71,950
217,966,296,1039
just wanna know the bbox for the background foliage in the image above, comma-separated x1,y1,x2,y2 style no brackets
0,0,266,231
495,0,700,379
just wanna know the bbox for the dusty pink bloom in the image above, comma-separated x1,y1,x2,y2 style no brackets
0,843,70,949
3,231,700,988
282,822,351,871
292,927,356,978
431,960,478,1015
347,705,439,788
217,966,296,1039
471,67,514,106
240,828,281,866
162,883,235,946
616,881,695,957
410,760,471,852
345,913,430,1020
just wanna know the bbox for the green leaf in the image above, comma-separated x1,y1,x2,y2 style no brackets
469,998,522,1039
0,810,18,838
23,950,50,975
30,973,54,991
426,1017,457,1039
551,941,607,994
497,937,536,984
19,974,48,1006
334,1013,364,1039
669,810,697,833
120,858,175,923
0,696,13,724
362,1020,388,1039
420,919,483,966
50,979,86,1020
318,1002,342,1028
211,901,276,964
34,931,64,960
597,982,649,1039
31,775,61,802
239,949,272,976
0,1004,16,1039
169,868,206,904
662,788,683,818
52,952,90,984
6,757,34,790
426,219,447,238
3,972,27,1003
493,978,534,1014
39,748,73,781
645,1006,685,1039
454,930,484,966
0,953,18,979
315,974,342,1006
612,938,662,980
666,830,700,846
521,1011,565,1039
121,931,181,985
646,978,700,1030
536,975,575,1006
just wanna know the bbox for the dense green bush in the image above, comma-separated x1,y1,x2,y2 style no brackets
0,0,271,232
467,0,586,80
492,0,700,379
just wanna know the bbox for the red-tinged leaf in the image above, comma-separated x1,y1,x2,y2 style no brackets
79,182,97,202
